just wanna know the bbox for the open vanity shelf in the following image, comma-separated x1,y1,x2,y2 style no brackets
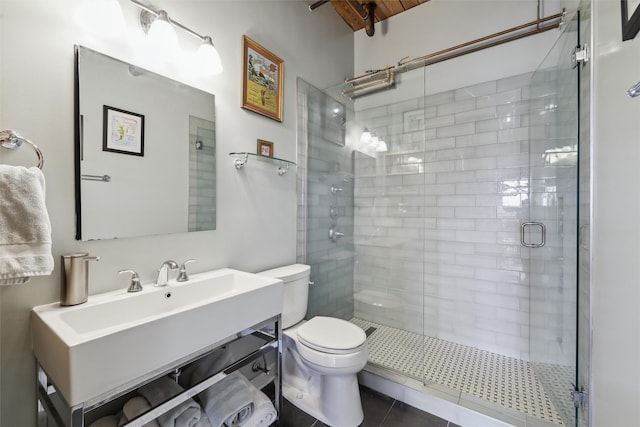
229,152,296,175
36,315,282,427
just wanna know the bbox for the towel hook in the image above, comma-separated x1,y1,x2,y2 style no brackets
0,130,44,169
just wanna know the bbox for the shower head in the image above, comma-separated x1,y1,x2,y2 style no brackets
627,81,640,98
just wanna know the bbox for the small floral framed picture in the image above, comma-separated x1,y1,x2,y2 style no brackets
103,105,145,156
257,139,274,157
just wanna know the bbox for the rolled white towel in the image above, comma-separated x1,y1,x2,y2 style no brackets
138,376,202,427
199,372,257,427
89,415,119,427
119,396,160,427
242,390,276,427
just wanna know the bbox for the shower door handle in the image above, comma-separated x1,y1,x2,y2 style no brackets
521,222,546,248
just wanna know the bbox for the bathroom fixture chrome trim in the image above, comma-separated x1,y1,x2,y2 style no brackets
177,259,196,282
330,185,344,194
119,269,143,292
154,260,178,286
128,0,222,74
329,225,345,243
80,174,111,182
229,152,296,175
627,81,640,97
343,10,565,98
520,221,546,248
0,129,44,169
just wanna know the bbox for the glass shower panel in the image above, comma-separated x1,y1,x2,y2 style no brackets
303,83,356,321
351,67,426,379
528,11,580,427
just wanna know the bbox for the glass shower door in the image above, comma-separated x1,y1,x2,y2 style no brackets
527,10,587,427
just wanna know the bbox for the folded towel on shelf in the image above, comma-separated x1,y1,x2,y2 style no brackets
242,391,276,427
179,346,234,389
0,165,53,285
119,396,160,427
138,376,203,427
89,415,119,427
199,372,275,427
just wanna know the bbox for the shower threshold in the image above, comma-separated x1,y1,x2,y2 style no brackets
351,318,573,427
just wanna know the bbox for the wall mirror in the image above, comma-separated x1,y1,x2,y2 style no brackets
75,45,216,241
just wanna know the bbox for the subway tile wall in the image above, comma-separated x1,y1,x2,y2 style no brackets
353,70,575,362
188,116,216,232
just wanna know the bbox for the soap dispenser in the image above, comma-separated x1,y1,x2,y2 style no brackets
60,253,99,306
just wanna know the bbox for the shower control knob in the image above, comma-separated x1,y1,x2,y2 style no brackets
330,185,344,194
329,225,344,243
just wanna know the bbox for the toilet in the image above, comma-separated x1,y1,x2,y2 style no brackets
258,264,368,427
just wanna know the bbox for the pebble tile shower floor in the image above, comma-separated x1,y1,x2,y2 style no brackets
351,318,571,426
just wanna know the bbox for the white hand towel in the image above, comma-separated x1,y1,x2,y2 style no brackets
138,376,203,427
0,165,53,284
89,415,119,427
119,396,160,427
199,372,276,427
180,347,233,389
242,393,276,427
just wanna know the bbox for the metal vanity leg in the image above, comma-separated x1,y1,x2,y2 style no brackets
275,314,283,424
36,361,85,427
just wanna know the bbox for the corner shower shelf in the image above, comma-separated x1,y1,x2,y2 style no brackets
229,152,296,176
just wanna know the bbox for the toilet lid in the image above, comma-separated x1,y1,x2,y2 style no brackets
296,317,366,354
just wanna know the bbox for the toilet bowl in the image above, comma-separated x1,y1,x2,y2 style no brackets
258,264,368,427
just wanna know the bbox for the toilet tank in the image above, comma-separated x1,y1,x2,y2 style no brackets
258,264,310,329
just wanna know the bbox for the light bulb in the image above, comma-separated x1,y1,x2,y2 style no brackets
376,140,388,152
360,128,371,145
75,0,125,37
147,10,179,59
195,37,223,75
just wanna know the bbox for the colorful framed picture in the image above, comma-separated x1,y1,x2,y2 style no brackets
103,105,145,156
257,139,274,157
242,35,284,122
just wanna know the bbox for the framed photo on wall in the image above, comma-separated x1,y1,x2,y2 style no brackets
103,105,145,156
242,35,284,122
621,0,640,40
257,139,274,157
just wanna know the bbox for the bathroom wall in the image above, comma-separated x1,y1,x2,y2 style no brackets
592,0,640,425
0,1,353,425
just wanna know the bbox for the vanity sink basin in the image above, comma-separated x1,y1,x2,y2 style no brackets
32,268,283,406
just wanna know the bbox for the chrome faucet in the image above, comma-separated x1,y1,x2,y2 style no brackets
155,260,178,287
177,259,196,282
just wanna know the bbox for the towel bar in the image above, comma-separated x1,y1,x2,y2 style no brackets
0,129,44,169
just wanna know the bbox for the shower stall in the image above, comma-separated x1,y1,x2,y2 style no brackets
296,6,590,427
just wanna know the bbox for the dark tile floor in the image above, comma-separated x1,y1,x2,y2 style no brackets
277,385,462,427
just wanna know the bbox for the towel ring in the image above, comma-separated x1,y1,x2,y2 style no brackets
0,130,44,169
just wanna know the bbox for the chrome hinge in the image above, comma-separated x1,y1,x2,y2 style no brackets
571,384,587,409
572,45,590,68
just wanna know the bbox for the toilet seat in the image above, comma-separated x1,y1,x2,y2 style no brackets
296,316,366,355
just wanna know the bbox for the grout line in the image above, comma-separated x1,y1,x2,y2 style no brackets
378,399,397,426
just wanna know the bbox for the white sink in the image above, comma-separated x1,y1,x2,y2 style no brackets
32,268,283,406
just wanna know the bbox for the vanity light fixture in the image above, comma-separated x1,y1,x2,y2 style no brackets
360,128,372,145
129,0,223,75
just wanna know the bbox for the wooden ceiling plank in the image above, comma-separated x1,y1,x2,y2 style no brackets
330,0,365,31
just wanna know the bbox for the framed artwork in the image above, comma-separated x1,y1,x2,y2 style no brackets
257,139,274,157
242,35,284,122
103,105,145,156
621,0,640,40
